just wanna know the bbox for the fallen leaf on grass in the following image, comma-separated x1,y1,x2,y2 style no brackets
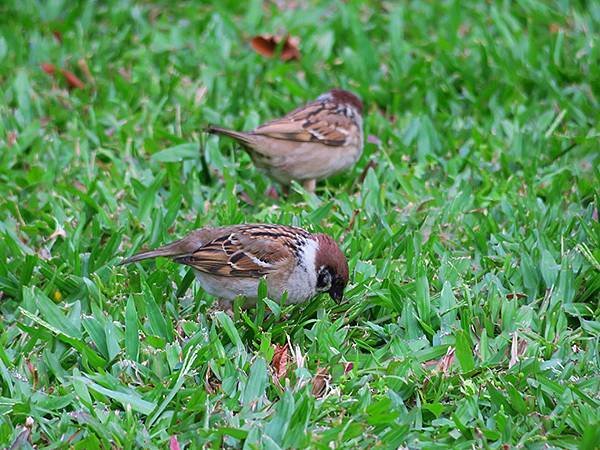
422,347,455,376
26,359,38,388
204,366,221,394
41,63,85,89
77,58,95,84
52,30,63,43
41,63,56,75
271,343,289,382
437,347,455,376
506,293,527,300
343,362,353,374
311,367,330,398
250,34,300,61
61,69,85,89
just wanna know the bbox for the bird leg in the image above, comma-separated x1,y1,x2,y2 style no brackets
302,179,316,193
206,298,234,318
218,299,234,318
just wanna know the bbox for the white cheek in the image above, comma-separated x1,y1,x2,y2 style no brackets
284,239,318,303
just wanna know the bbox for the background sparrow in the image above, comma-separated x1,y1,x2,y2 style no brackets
120,224,349,308
207,89,364,192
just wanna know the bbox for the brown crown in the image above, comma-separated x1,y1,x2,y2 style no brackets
328,89,363,114
314,233,349,283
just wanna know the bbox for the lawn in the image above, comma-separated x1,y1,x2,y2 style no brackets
1,0,599,448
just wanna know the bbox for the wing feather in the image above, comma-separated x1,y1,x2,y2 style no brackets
253,100,353,146
175,230,293,278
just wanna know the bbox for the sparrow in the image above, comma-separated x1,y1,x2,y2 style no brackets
206,89,364,192
120,224,349,308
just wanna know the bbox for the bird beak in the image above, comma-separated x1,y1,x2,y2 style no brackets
328,285,344,302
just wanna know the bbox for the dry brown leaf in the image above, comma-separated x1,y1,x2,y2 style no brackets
517,336,528,359
422,347,455,376
204,366,221,394
61,69,85,89
52,30,63,43
26,359,38,388
343,362,354,375
436,347,456,376
41,63,56,75
271,343,289,382
250,34,300,61
77,58,95,85
42,63,85,89
311,367,330,398
506,293,527,300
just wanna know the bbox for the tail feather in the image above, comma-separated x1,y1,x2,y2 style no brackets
119,231,207,266
119,242,188,266
205,125,255,146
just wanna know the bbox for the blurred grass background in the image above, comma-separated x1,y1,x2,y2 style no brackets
0,0,598,448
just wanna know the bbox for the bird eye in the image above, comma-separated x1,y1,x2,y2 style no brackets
316,267,332,291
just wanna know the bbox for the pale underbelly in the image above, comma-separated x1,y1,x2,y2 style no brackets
194,270,315,304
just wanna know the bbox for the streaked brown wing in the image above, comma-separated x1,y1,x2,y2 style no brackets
253,101,350,146
175,230,292,278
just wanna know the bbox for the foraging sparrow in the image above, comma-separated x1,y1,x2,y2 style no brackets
120,224,349,307
207,89,364,192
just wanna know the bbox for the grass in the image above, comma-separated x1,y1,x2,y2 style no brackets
0,0,599,448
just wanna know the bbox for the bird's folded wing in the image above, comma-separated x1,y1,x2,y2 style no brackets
253,102,351,146
175,232,291,277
